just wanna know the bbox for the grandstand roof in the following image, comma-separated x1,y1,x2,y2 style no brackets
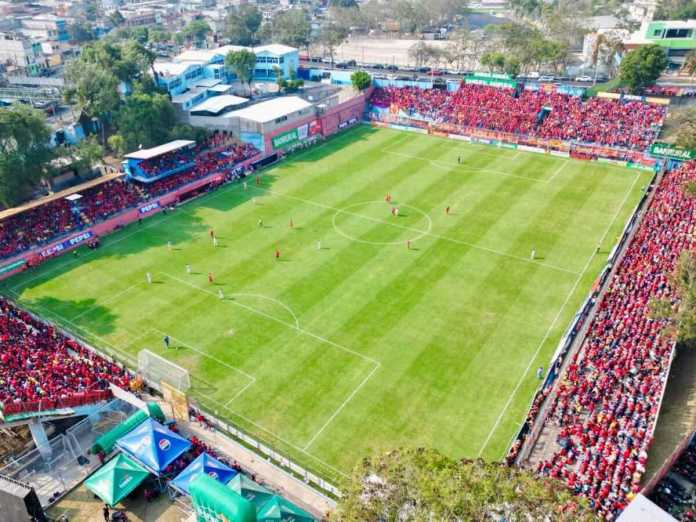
0,170,124,221
190,95,248,115
124,140,196,161
616,494,676,522
152,61,202,77
228,96,313,124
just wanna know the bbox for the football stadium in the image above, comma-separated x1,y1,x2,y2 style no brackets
1,68,695,522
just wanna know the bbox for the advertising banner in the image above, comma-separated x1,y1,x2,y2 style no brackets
139,201,160,215
464,74,518,89
0,259,26,275
39,231,93,258
272,128,299,150
309,119,322,136
650,143,695,161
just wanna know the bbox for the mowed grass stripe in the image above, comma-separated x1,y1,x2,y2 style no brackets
4,126,654,483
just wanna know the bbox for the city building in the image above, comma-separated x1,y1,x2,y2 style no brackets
0,33,45,74
153,43,299,98
625,19,696,68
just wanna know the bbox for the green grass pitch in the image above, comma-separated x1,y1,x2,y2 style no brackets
3,126,653,483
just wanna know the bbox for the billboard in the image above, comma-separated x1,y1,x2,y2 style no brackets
0,259,26,275
39,231,93,258
650,142,695,161
272,120,321,150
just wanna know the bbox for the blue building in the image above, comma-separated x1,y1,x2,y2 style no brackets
153,44,299,97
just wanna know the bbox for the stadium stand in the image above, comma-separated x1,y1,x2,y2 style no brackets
0,297,130,416
0,140,259,261
370,85,666,151
532,160,696,520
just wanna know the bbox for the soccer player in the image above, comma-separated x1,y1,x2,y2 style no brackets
146,272,152,284
208,272,214,283
255,176,260,186
536,366,544,380
275,249,281,260
317,240,321,251
243,181,248,191
213,237,219,247
218,289,224,300
252,197,257,205
167,241,172,251
209,229,215,239
407,240,411,250
395,207,400,217
289,219,294,229
391,207,396,216
258,218,263,228
163,335,170,349
186,264,192,274
445,206,450,215
530,248,536,260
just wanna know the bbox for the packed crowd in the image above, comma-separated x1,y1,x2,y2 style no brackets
370,85,665,151
0,298,131,415
135,148,197,179
0,141,259,261
533,161,696,519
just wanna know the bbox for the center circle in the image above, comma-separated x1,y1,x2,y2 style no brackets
332,201,433,246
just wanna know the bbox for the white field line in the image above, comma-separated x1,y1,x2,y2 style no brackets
476,171,641,457
546,161,569,183
161,272,381,448
70,282,143,321
303,362,380,451
255,187,580,276
383,149,546,183
149,327,256,407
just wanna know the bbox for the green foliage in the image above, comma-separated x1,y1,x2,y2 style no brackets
676,118,696,151
685,50,696,77
115,92,176,152
0,104,53,206
652,251,696,348
108,10,125,28
64,61,120,122
619,44,668,94
55,136,104,176
225,49,257,94
224,5,262,46
169,124,210,144
333,448,597,521
350,70,371,91
655,0,696,20
68,22,95,43
481,51,505,72
182,19,211,45
269,9,312,49
486,22,569,72
107,134,125,156
318,22,348,66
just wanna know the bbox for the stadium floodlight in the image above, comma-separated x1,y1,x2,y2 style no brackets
137,349,191,392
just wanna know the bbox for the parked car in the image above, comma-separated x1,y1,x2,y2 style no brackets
539,75,555,82
386,64,398,72
372,64,385,70
346,59,357,67
417,66,431,73
575,75,593,82
335,62,348,69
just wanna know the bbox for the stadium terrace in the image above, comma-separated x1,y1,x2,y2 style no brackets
0,81,693,521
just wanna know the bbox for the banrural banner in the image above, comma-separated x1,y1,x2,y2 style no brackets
650,143,696,161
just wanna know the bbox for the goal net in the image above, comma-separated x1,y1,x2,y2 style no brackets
138,349,191,392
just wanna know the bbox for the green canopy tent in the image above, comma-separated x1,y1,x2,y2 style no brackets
190,473,257,522
84,454,149,507
257,495,315,522
227,474,274,509
91,402,166,455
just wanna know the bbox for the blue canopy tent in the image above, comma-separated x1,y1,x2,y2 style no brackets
171,453,238,495
115,418,191,475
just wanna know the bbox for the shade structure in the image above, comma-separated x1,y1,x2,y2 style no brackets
171,453,238,495
257,495,315,522
115,418,191,474
84,454,149,507
92,410,149,455
227,474,274,509
190,473,257,522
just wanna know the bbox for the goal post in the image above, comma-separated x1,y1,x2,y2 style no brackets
137,349,191,393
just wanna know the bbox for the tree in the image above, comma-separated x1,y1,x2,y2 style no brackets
64,61,120,143
651,251,696,348
333,448,596,521
61,136,103,176
509,0,544,19
655,0,696,21
107,134,125,156
107,10,125,28
330,0,358,7
115,92,176,151
684,50,696,77
225,5,262,46
0,105,53,206
318,22,347,68
619,44,668,94
351,70,371,91
270,9,312,51
68,22,95,43
504,56,521,77
225,49,257,95
591,33,624,79
182,19,211,46
480,51,506,73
